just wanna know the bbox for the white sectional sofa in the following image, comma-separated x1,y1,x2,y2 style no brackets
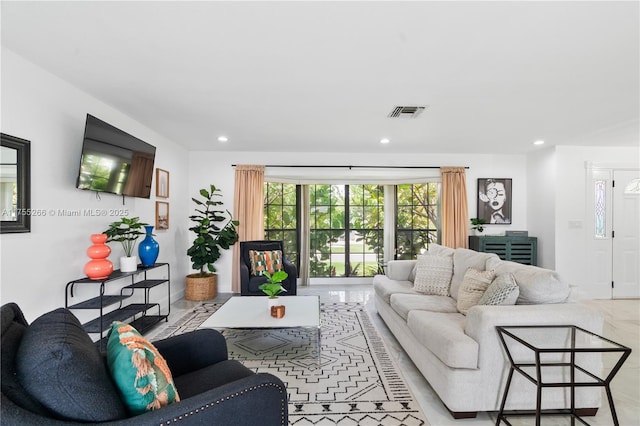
373,244,603,419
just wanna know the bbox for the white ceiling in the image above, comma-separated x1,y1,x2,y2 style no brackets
2,1,638,155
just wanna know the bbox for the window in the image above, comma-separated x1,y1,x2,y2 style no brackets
264,181,439,279
348,185,384,276
263,182,299,268
309,184,345,277
594,180,606,238
309,184,384,277
395,183,440,259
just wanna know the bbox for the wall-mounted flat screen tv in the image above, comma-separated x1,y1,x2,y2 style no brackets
76,114,156,198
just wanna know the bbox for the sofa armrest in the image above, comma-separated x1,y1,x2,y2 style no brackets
153,329,228,377
282,260,298,295
465,304,604,369
385,260,417,281
465,303,604,339
128,372,288,426
463,303,604,410
240,263,251,293
1,372,288,426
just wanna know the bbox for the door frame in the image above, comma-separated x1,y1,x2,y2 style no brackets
585,162,640,299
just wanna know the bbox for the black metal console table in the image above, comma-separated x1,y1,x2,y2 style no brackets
65,263,170,351
496,325,631,426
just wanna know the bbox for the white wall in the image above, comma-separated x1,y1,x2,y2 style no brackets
552,145,640,296
5,45,631,316
0,48,190,322
526,147,557,268
188,151,529,292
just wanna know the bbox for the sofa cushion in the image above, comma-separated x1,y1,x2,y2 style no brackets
1,304,52,417
249,249,283,276
390,293,458,320
386,260,417,281
373,274,417,303
16,308,127,422
407,310,479,369
479,273,519,306
428,243,455,257
408,245,454,283
457,268,496,314
107,321,180,415
487,258,570,304
408,264,417,282
451,249,499,301
413,254,453,296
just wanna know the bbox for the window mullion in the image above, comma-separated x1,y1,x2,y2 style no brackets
385,185,396,261
345,185,350,277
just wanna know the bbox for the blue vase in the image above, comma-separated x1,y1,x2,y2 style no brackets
138,225,159,267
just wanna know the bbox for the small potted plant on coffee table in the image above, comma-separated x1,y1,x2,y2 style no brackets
259,270,288,309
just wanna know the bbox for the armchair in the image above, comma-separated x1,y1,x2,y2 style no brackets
1,303,288,425
240,240,297,296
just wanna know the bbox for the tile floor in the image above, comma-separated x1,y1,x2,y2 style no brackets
150,286,640,426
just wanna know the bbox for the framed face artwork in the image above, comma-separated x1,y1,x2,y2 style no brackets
156,201,169,230
477,178,512,224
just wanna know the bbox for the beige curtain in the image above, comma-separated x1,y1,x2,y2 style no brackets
298,186,311,286
441,167,469,249
232,165,265,292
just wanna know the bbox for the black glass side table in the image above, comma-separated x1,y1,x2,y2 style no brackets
496,325,631,426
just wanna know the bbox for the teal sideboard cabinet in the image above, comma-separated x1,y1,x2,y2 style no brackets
469,235,538,266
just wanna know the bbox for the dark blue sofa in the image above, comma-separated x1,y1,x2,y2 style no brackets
1,303,288,425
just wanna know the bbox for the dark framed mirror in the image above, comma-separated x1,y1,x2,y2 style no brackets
1,133,31,233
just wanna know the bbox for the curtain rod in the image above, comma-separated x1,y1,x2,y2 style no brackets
231,165,469,169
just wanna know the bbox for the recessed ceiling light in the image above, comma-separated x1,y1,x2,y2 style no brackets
380,138,391,144
217,136,228,143
533,140,545,145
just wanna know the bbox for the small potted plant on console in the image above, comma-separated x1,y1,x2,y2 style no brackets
104,216,148,272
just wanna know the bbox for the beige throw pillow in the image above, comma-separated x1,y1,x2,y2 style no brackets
413,254,453,296
457,268,496,314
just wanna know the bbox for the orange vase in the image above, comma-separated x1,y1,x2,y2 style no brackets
84,233,113,280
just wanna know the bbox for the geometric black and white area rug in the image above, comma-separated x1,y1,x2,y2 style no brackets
154,302,429,425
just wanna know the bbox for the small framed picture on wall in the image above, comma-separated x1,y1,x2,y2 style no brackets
156,168,169,198
156,201,169,230
477,178,512,224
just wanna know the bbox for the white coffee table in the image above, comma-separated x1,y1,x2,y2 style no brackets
198,295,321,361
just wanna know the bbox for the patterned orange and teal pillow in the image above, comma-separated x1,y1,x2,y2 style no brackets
249,249,283,276
106,321,180,415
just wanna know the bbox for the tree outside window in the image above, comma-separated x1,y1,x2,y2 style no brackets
264,182,299,270
263,182,439,277
395,183,440,259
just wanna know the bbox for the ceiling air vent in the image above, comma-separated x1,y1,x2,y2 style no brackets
387,105,427,118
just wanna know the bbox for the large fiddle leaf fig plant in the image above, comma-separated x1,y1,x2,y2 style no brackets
187,184,239,278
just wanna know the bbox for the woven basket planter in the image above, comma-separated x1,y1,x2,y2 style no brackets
185,274,217,301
